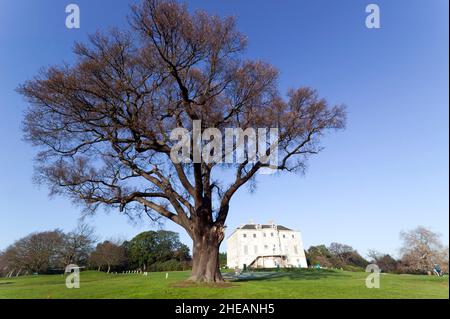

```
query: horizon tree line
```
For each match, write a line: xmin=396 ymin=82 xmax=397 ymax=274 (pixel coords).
xmin=1 ymin=225 xmax=447 ymax=277
xmin=0 ymin=226 xmax=191 ymax=277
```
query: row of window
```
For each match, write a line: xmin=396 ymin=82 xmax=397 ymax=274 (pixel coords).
xmin=243 ymin=245 xmax=299 ymax=255
xmin=243 ymin=233 xmax=295 ymax=239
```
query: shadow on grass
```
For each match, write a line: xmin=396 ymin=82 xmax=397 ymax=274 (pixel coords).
xmin=226 ymin=269 xmax=348 ymax=282
xmin=0 ymin=282 xmax=14 ymax=285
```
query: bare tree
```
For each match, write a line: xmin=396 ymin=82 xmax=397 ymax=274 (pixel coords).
xmin=328 ymin=242 xmax=354 ymax=265
xmin=0 ymin=247 xmax=21 ymax=277
xmin=18 ymin=0 xmax=346 ymax=282
xmin=367 ymin=249 xmax=382 ymax=263
xmin=90 ymin=241 xmax=127 ymax=273
xmin=0 ymin=251 xmax=8 ymax=277
xmin=2 ymin=231 xmax=65 ymax=274
xmin=61 ymin=223 xmax=97 ymax=266
xmin=400 ymin=226 xmax=444 ymax=274
xmin=329 ymin=243 xmax=354 ymax=256
xmin=436 ymin=246 xmax=449 ymax=274
xmin=367 ymin=249 xmax=399 ymax=273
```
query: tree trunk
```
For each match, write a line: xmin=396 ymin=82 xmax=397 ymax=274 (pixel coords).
xmin=107 ymin=265 xmax=111 ymax=274
xmin=188 ymin=226 xmax=224 ymax=283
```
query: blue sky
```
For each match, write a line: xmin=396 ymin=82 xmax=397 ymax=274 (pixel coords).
xmin=0 ymin=0 xmax=448 ymax=258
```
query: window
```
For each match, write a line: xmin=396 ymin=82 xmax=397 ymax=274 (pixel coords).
xmin=253 ymin=234 xmax=257 ymax=238
xmin=292 ymin=235 xmax=295 ymax=239
xmin=294 ymin=246 xmax=298 ymax=254
xmin=264 ymin=245 xmax=268 ymax=250
xmin=263 ymin=233 xmax=266 ymax=237
xmin=254 ymin=246 xmax=258 ymax=254
xmin=271 ymin=233 xmax=274 ymax=237
xmin=283 ymin=234 xmax=286 ymax=238
xmin=243 ymin=234 xmax=247 ymax=238
xmin=244 ymin=246 xmax=248 ymax=255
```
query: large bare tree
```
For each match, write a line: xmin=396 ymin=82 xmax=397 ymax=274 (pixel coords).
xmin=19 ymin=0 xmax=346 ymax=282
xmin=400 ymin=226 xmax=445 ymax=274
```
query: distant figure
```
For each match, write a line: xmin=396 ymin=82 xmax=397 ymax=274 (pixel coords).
xmin=433 ymin=264 xmax=442 ymax=277
xmin=234 ymin=267 xmax=242 ymax=276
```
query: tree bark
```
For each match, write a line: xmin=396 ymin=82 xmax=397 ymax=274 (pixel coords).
xmin=188 ymin=226 xmax=224 ymax=283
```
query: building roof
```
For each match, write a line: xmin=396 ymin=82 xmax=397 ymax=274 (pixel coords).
xmin=226 ymin=223 xmax=297 ymax=239
xmin=239 ymin=224 xmax=293 ymax=231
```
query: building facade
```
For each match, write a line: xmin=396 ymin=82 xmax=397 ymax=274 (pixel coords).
xmin=226 ymin=223 xmax=308 ymax=269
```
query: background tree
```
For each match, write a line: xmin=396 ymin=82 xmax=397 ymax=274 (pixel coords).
xmin=436 ymin=246 xmax=449 ymax=274
xmin=328 ymin=243 xmax=368 ymax=269
xmin=306 ymin=244 xmax=368 ymax=270
xmin=124 ymin=230 xmax=190 ymax=270
xmin=367 ymin=249 xmax=381 ymax=263
xmin=1 ymin=230 xmax=65 ymax=275
xmin=400 ymin=226 xmax=444 ymax=274
xmin=18 ymin=0 xmax=346 ymax=282
xmin=219 ymin=252 xmax=227 ymax=268
xmin=367 ymin=250 xmax=399 ymax=273
xmin=0 ymin=251 xmax=6 ymax=277
xmin=173 ymin=243 xmax=191 ymax=262
xmin=0 ymin=225 xmax=97 ymax=276
xmin=60 ymin=223 xmax=97 ymax=266
xmin=328 ymin=242 xmax=354 ymax=265
xmin=90 ymin=241 xmax=127 ymax=273
xmin=306 ymin=245 xmax=334 ymax=267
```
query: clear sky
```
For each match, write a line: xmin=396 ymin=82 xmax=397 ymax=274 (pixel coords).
xmin=0 ymin=0 xmax=448 ymax=258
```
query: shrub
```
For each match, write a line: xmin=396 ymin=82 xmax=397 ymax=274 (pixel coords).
xmin=148 ymin=259 xmax=191 ymax=272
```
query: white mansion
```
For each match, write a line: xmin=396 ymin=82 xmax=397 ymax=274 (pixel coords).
xmin=226 ymin=222 xmax=308 ymax=269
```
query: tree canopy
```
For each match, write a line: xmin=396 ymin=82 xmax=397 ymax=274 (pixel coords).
xmin=18 ymin=0 xmax=346 ymax=282
xmin=123 ymin=230 xmax=190 ymax=270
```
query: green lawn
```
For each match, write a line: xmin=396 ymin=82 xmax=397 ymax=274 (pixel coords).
xmin=0 ymin=269 xmax=448 ymax=299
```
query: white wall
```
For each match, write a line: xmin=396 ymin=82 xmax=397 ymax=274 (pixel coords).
xmin=226 ymin=226 xmax=308 ymax=269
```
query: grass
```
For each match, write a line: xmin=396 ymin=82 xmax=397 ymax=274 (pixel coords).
xmin=0 ymin=269 xmax=448 ymax=299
